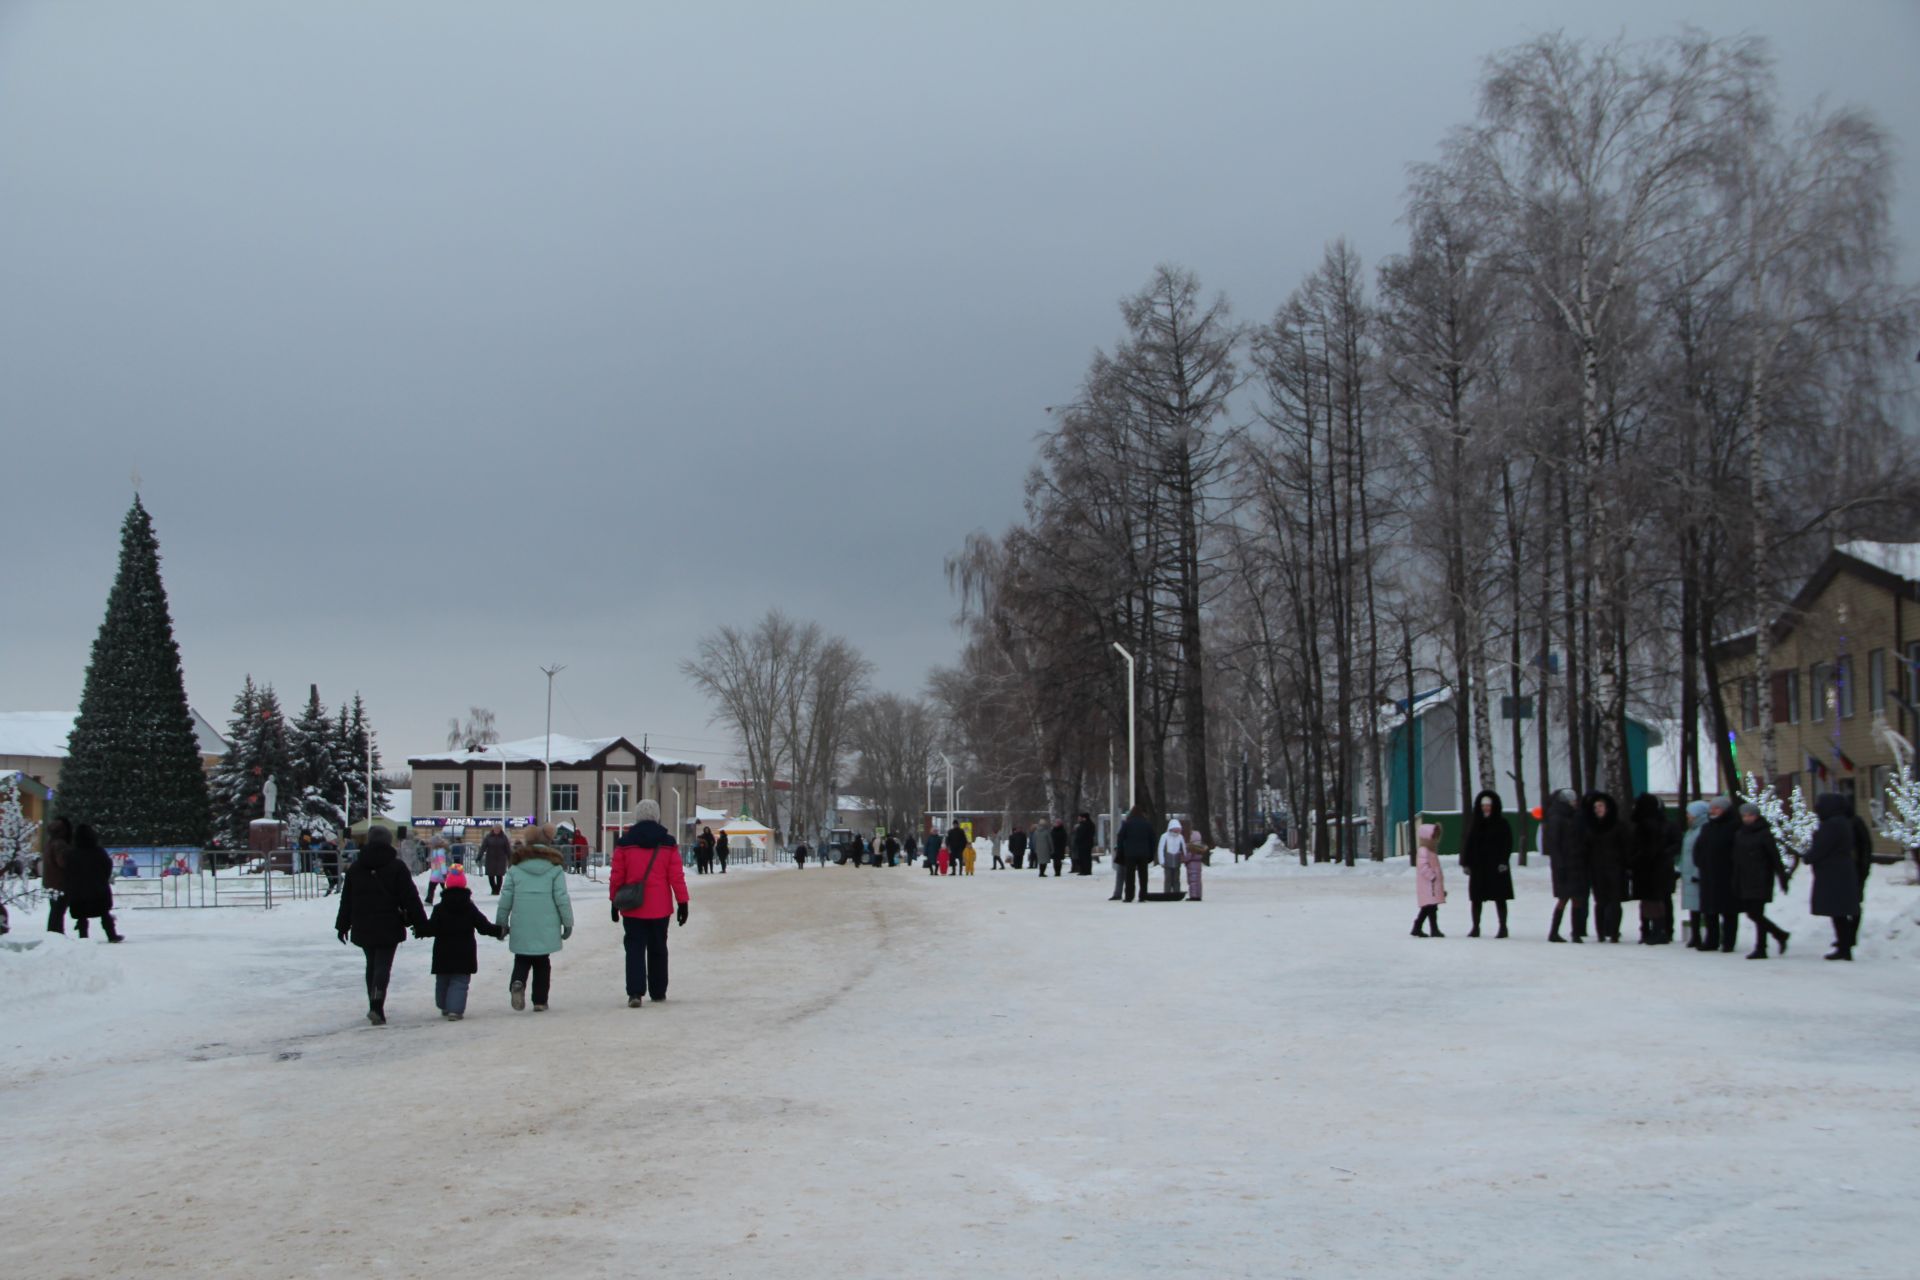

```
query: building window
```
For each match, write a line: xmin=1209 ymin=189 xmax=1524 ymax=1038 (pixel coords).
xmin=550 ymin=783 xmax=580 ymax=813
xmin=1869 ymin=649 xmax=1887 ymax=714
xmin=432 ymin=783 xmax=461 ymax=812
xmin=1784 ymin=670 xmax=1800 ymax=725
xmin=1810 ymin=662 xmax=1832 ymax=722
xmin=1836 ymin=656 xmax=1856 ymax=720
xmin=607 ymin=782 xmax=630 ymax=814
xmin=483 ymin=783 xmax=511 ymax=813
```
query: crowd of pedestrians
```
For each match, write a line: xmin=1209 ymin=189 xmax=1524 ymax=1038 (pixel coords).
xmin=1416 ymin=786 xmax=1876 ymax=961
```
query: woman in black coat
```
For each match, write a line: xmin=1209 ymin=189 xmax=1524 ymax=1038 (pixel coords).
xmin=695 ymin=827 xmax=714 ymax=875
xmin=1628 ymin=794 xmax=1676 ymax=945
xmin=1460 ymin=790 xmax=1514 ymax=938
xmin=1581 ymin=792 xmax=1632 ymax=944
xmin=1543 ymin=791 xmax=1587 ymax=943
xmin=1731 ymin=803 xmax=1790 ymax=959
xmin=1692 ymin=798 xmax=1740 ymax=952
xmin=63 ymin=823 xmax=123 ymax=943
xmin=1806 ymin=792 xmax=1862 ymax=960
xmin=334 ymin=826 xmax=428 ymax=1025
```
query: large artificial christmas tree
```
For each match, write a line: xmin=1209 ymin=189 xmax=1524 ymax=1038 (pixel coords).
xmin=57 ymin=497 xmax=211 ymax=845
xmin=210 ymin=676 xmax=290 ymax=847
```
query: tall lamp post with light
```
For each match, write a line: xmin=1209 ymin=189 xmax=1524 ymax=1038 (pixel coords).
xmin=539 ymin=663 xmax=566 ymax=824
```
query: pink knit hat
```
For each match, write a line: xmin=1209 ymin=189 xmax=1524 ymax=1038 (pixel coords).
xmin=445 ymin=865 xmax=468 ymax=890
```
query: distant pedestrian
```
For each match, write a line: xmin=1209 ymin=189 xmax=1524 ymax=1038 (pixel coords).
xmin=1072 ymin=813 xmax=1096 ymax=876
xmin=1733 ymin=803 xmax=1790 ymax=960
xmin=481 ymin=824 xmax=512 ymax=895
xmin=41 ymin=816 xmax=71 ymax=935
xmin=1678 ymin=801 xmax=1709 ymax=947
xmin=1008 ymin=825 xmax=1027 ymax=870
xmin=496 ymin=843 xmax=574 ymax=1012
xmin=1460 ymin=790 xmax=1513 ymax=939
xmin=571 ymin=824 xmax=590 ymax=874
xmin=1582 ymin=792 xmax=1631 ymax=944
xmin=1411 ymin=822 xmax=1446 ymax=937
xmin=794 ymin=842 xmax=810 ymax=869
xmin=696 ymin=826 xmax=714 ymax=875
xmin=425 ymin=839 xmax=449 ymax=905
xmin=1694 ymin=796 xmax=1740 ymax=952
xmin=716 ymin=831 xmax=731 ymax=874
xmin=1543 ymin=790 xmax=1587 ymax=943
xmin=990 ymin=836 xmax=1006 ymax=870
xmin=609 ymin=801 xmax=691 ymax=1007
xmin=1807 ymin=792 xmax=1863 ymax=961
xmin=944 ymin=823 xmax=966 ymax=877
xmin=963 ymin=839 xmax=978 ymax=876
xmin=417 ymin=865 xmax=503 ymax=1020
xmin=1157 ymin=818 xmax=1187 ymax=896
xmin=1113 ymin=806 xmax=1155 ymax=902
xmin=64 ymin=823 xmax=123 ymax=944
xmin=1183 ymin=825 xmax=1206 ymax=902
xmin=1050 ymin=820 xmax=1068 ymax=877
xmin=335 ymin=825 xmax=425 ymax=1025
xmin=1032 ymin=820 xmax=1054 ymax=877
xmin=1629 ymin=794 xmax=1677 ymax=945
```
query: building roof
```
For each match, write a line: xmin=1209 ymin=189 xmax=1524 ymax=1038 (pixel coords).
xmin=0 ymin=709 xmax=226 ymax=760
xmin=1835 ymin=540 xmax=1920 ymax=582
xmin=1714 ymin=541 xmax=1920 ymax=659
xmin=406 ymin=734 xmax=706 ymax=776
xmin=0 ymin=711 xmax=80 ymax=758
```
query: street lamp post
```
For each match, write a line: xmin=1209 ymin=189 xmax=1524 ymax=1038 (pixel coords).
xmin=937 ymin=752 xmax=955 ymax=828
xmin=1112 ymin=642 xmax=1136 ymax=813
xmin=539 ymin=663 xmax=566 ymax=824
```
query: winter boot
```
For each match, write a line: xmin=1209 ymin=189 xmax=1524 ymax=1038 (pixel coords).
xmin=1774 ymin=928 xmax=1790 ymax=957
xmin=369 ymin=990 xmax=387 ymax=1026
xmin=510 ymin=980 xmax=526 ymax=1011
xmin=1411 ymin=918 xmax=1427 ymax=938
xmin=1496 ymin=923 xmax=1510 ymax=939
xmin=629 ymin=997 xmax=644 ymax=1008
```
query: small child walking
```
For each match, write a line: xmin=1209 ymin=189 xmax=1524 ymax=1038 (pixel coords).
xmin=418 ymin=866 xmax=503 ymax=1020
xmin=937 ymin=845 xmax=951 ymax=876
xmin=962 ymin=841 xmax=977 ymax=876
xmin=1183 ymin=826 xmax=1207 ymax=902
xmin=425 ymin=839 xmax=449 ymax=905
xmin=1412 ymin=823 xmax=1447 ymax=938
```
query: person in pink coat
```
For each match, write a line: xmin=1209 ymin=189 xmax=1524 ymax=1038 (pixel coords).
xmin=608 ymin=800 xmax=691 ymax=1008
xmin=1412 ymin=822 xmax=1447 ymax=937
xmin=1183 ymin=826 xmax=1207 ymax=902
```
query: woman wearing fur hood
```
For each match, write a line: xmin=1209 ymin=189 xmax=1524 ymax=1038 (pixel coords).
xmin=496 ymin=843 xmax=574 ymax=1012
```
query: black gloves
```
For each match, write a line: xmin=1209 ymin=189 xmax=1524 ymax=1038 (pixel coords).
xmin=337 ymin=929 xmax=349 ymax=945
xmin=612 ymin=904 xmax=621 ymax=923
xmin=676 ymin=901 xmax=689 ymax=927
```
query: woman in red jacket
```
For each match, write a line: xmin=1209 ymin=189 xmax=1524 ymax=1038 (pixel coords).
xmin=609 ymin=800 xmax=691 ymax=1008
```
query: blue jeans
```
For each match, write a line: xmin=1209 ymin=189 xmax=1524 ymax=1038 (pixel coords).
xmin=435 ymin=973 xmax=471 ymax=1015
xmin=622 ymin=916 xmax=670 ymax=1001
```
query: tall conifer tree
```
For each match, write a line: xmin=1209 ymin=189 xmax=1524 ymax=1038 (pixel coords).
xmin=58 ymin=497 xmax=211 ymax=845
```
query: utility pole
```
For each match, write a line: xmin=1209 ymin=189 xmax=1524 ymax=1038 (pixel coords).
xmin=1113 ymin=643 xmax=1136 ymax=812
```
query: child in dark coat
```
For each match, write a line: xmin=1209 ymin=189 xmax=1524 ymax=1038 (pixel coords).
xmin=418 ymin=867 xmax=503 ymax=1020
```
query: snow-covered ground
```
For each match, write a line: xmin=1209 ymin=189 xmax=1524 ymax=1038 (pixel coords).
xmin=4 ymin=856 xmax=1917 ymax=1278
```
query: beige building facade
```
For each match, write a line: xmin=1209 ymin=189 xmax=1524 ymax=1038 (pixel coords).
xmin=407 ymin=734 xmax=701 ymax=849
xmin=1714 ymin=542 xmax=1920 ymax=854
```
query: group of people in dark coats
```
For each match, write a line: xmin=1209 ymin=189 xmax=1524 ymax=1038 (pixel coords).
xmin=1539 ymin=789 xmax=1677 ymax=945
xmin=1467 ymin=785 xmax=1876 ymax=960
xmin=693 ymin=826 xmax=729 ymax=874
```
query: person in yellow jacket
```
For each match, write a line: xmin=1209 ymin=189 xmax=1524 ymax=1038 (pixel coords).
xmin=962 ymin=841 xmax=978 ymax=876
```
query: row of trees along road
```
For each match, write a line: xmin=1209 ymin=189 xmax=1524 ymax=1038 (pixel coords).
xmin=940 ymin=31 xmax=1918 ymax=863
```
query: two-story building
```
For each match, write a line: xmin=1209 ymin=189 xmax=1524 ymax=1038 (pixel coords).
xmin=406 ymin=734 xmax=702 ymax=850
xmin=1713 ymin=541 xmax=1920 ymax=853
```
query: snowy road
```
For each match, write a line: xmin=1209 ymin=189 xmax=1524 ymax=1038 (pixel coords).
xmin=5 ymin=860 xmax=1918 ymax=1278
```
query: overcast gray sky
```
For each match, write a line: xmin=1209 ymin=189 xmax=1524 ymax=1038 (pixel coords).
xmin=2 ymin=1 xmax=1916 ymax=771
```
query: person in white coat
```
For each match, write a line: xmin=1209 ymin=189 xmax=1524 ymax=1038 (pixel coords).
xmin=1158 ymin=818 xmax=1188 ymax=896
